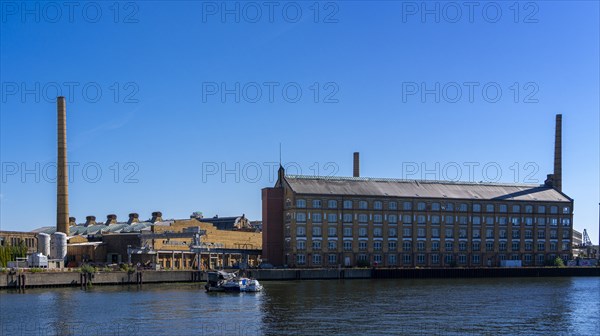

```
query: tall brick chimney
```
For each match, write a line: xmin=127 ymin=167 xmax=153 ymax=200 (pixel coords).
xmin=56 ymin=97 xmax=69 ymax=235
xmin=554 ymin=114 xmax=562 ymax=192
xmin=353 ymin=152 xmax=360 ymax=178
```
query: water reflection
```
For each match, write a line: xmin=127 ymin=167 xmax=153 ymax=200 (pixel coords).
xmin=1 ymin=277 xmax=598 ymax=335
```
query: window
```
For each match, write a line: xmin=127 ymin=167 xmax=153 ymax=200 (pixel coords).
xmin=312 ymin=200 xmax=322 ymax=208
xmin=328 ymin=200 xmax=337 ymax=208
xmin=538 ymin=217 xmax=546 ymax=226
xmin=525 ymin=230 xmax=533 ymax=239
xmin=359 ymin=227 xmax=367 ymax=237
xmin=499 ymin=229 xmax=507 ymax=239
xmin=537 ymin=242 xmax=545 ymax=251
xmin=561 ymin=242 xmax=569 ymax=251
xmin=537 ymin=205 xmax=546 ymax=214
xmin=374 ymin=201 xmax=383 ymax=210
xmin=389 ymin=228 xmax=397 ymax=237
xmin=499 ymin=204 xmax=508 ymax=213
xmin=343 ymin=214 xmax=353 ymax=223
xmin=312 ymin=226 xmax=322 ymax=237
xmin=417 ymin=202 xmax=426 ymax=211
xmin=550 ymin=242 xmax=557 ymax=251
xmin=358 ymin=254 xmax=368 ymax=262
xmin=296 ymin=254 xmax=306 ymax=265
xmin=525 ymin=217 xmax=533 ymax=226
xmin=511 ymin=241 xmax=519 ymax=251
xmin=562 ymin=206 xmax=570 ymax=214
xmin=432 ymin=228 xmax=440 ymax=238
xmin=296 ymin=199 xmax=306 ymax=208
xmin=388 ymin=254 xmax=397 ymax=265
xmin=374 ymin=241 xmax=382 ymax=251
xmin=459 ymin=216 xmax=467 ymax=225
xmin=343 ymin=227 xmax=352 ymax=237
xmin=373 ymin=254 xmax=382 ymax=264
xmin=525 ymin=242 xmax=532 ymax=251
xmin=550 ymin=230 xmax=557 ymax=239
xmin=431 ymin=202 xmax=440 ymax=211
xmin=417 ymin=215 xmax=426 ymax=224
xmin=296 ymin=226 xmax=306 ymax=237
xmin=550 ymin=206 xmax=558 ymax=214
xmin=511 ymin=217 xmax=520 ymax=226
xmin=328 ymin=254 xmax=337 ymax=264
xmin=358 ymin=214 xmax=368 ymax=223
xmin=561 ymin=218 xmax=571 ymax=226
xmin=312 ymin=213 xmax=322 ymax=223
xmin=459 ymin=203 xmax=468 ymax=212
xmin=445 ymin=228 xmax=453 ymax=238
xmin=472 ymin=241 xmax=480 ymax=251
xmin=512 ymin=205 xmax=521 ymax=213
xmin=328 ymin=240 xmax=337 ymax=250
xmin=499 ymin=217 xmax=507 ymax=225
xmin=417 ymin=228 xmax=426 ymax=238
xmin=297 ymin=240 xmax=306 ymax=250
xmin=432 ymin=241 xmax=440 ymax=251
xmin=445 ymin=254 xmax=453 ymax=264
xmin=403 ymin=241 xmax=412 ymax=251
xmin=473 ymin=228 xmax=480 ymax=239
xmin=312 ymin=240 xmax=321 ymax=250
xmin=550 ymin=218 xmax=558 ymax=226
xmin=417 ymin=254 xmax=426 ymax=264
xmin=343 ymin=241 xmax=352 ymax=251
xmin=473 ymin=204 xmax=481 ymax=212
xmin=388 ymin=214 xmax=398 ymax=224
xmin=312 ymin=254 xmax=322 ymax=265
xmin=297 ymin=213 xmax=307 ymax=223
xmin=512 ymin=230 xmax=520 ymax=239
xmin=403 ymin=202 xmax=412 ymax=210
xmin=359 ymin=241 xmax=367 ymax=250
xmin=499 ymin=242 xmax=507 ymax=251
xmin=388 ymin=241 xmax=397 ymax=251
xmin=431 ymin=254 xmax=440 ymax=264
xmin=403 ymin=254 xmax=412 ymax=264
xmin=343 ymin=200 xmax=353 ymax=209
xmin=486 ymin=229 xmax=494 ymax=239
xmin=459 ymin=242 xmax=467 ymax=251
xmin=445 ymin=241 xmax=453 ymax=251
xmin=473 ymin=216 xmax=481 ymax=225
xmin=403 ymin=228 xmax=412 ymax=237
xmin=359 ymin=201 xmax=368 ymax=209
xmin=374 ymin=228 xmax=383 ymax=237
xmin=486 ymin=204 xmax=494 ymax=212
xmin=458 ymin=255 xmax=467 ymax=264
xmin=328 ymin=227 xmax=337 ymax=236
xmin=389 ymin=201 xmax=398 ymax=210
xmin=431 ymin=215 xmax=440 ymax=224
xmin=562 ymin=230 xmax=570 ymax=239
xmin=327 ymin=213 xmax=337 ymax=223
xmin=486 ymin=242 xmax=494 ymax=251
xmin=403 ymin=215 xmax=412 ymax=224
xmin=445 ymin=216 xmax=454 ymax=224
xmin=458 ymin=228 xmax=467 ymax=239
xmin=537 ymin=230 xmax=545 ymax=239
xmin=374 ymin=214 xmax=383 ymax=224
xmin=417 ymin=241 xmax=425 ymax=251
xmin=445 ymin=203 xmax=454 ymax=211
xmin=525 ymin=205 xmax=533 ymax=213
xmin=472 ymin=254 xmax=480 ymax=264
xmin=485 ymin=216 xmax=494 ymax=225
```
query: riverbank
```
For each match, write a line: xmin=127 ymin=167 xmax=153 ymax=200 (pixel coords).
xmin=2 ymin=267 xmax=599 ymax=289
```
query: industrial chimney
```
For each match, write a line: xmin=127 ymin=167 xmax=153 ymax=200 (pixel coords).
xmin=553 ymin=114 xmax=562 ymax=192
xmin=128 ymin=213 xmax=140 ymax=224
xmin=353 ymin=152 xmax=360 ymax=178
xmin=56 ymin=97 xmax=69 ymax=235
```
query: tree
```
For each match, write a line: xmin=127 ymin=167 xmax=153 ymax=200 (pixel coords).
xmin=554 ymin=257 xmax=565 ymax=267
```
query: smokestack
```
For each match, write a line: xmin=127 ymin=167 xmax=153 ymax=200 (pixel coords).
xmin=56 ymin=97 xmax=69 ymax=235
xmin=151 ymin=211 xmax=163 ymax=223
xmin=85 ymin=216 xmax=96 ymax=227
xmin=554 ymin=114 xmax=562 ymax=191
xmin=128 ymin=213 xmax=140 ymax=224
xmin=353 ymin=152 xmax=360 ymax=178
xmin=106 ymin=214 xmax=118 ymax=225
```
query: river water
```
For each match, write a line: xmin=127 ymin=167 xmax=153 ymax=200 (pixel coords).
xmin=1 ymin=277 xmax=599 ymax=335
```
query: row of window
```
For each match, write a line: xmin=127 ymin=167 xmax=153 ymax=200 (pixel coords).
xmin=294 ymin=199 xmax=571 ymax=214
xmin=294 ymin=240 xmax=570 ymax=252
xmin=293 ymin=213 xmax=571 ymax=226
xmin=295 ymin=253 xmax=569 ymax=265
xmin=292 ymin=226 xmax=571 ymax=240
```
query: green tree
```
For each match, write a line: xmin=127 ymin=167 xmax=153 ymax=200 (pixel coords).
xmin=554 ymin=257 xmax=565 ymax=267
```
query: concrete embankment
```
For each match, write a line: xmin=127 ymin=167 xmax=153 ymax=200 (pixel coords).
xmin=1 ymin=267 xmax=599 ymax=289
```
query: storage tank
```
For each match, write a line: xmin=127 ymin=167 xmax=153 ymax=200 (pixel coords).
xmin=50 ymin=232 xmax=67 ymax=260
xmin=28 ymin=253 xmax=48 ymax=268
xmin=37 ymin=233 xmax=51 ymax=256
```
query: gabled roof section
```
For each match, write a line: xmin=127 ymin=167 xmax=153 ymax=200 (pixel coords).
xmin=284 ymin=175 xmax=571 ymax=202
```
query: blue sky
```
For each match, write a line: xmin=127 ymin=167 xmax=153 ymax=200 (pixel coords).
xmin=1 ymin=1 xmax=599 ymax=242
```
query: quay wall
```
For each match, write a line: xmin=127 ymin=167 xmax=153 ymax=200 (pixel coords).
xmin=1 ymin=267 xmax=599 ymax=289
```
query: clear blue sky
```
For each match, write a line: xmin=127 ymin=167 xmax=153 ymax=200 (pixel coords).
xmin=1 ymin=1 xmax=599 ymax=242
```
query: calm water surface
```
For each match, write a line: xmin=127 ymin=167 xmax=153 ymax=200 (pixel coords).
xmin=1 ymin=277 xmax=599 ymax=335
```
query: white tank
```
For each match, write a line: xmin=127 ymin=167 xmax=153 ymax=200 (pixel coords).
xmin=50 ymin=232 xmax=67 ymax=260
xmin=37 ymin=233 xmax=51 ymax=256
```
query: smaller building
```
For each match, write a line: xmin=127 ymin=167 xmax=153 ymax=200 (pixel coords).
xmin=0 ymin=231 xmax=37 ymax=253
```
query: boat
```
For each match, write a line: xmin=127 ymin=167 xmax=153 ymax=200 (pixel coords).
xmin=205 ymin=271 xmax=263 ymax=292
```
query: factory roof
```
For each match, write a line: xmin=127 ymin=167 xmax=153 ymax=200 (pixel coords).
xmin=284 ymin=175 xmax=571 ymax=202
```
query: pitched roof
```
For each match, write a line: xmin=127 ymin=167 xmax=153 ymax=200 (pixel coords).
xmin=284 ymin=175 xmax=571 ymax=202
